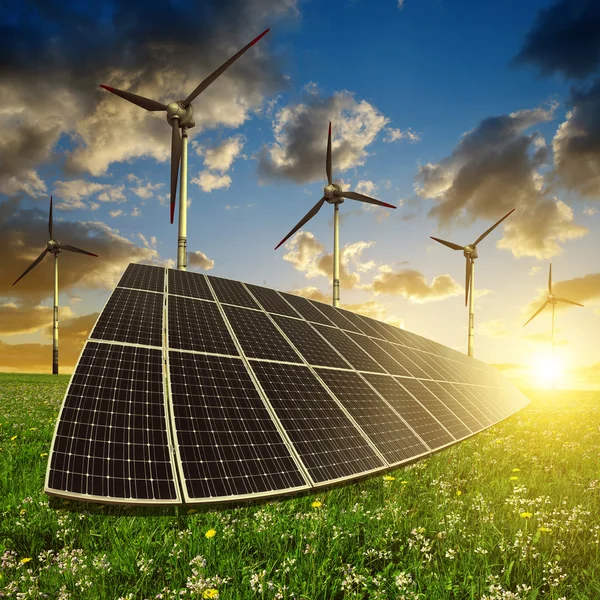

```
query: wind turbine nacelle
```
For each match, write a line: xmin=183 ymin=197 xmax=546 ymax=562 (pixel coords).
xmin=166 ymin=101 xmax=195 ymax=128
xmin=47 ymin=240 xmax=61 ymax=253
xmin=464 ymin=245 xmax=478 ymax=259
xmin=324 ymin=183 xmax=342 ymax=202
xmin=548 ymin=294 xmax=556 ymax=304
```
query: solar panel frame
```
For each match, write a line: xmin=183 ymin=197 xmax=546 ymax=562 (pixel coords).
xmin=48 ymin=262 xmax=531 ymax=507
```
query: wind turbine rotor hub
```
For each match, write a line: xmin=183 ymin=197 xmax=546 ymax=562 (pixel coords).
xmin=166 ymin=101 xmax=195 ymax=128
xmin=47 ymin=239 xmax=60 ymax=253
xmin=324 ymin=183 xmax=342 ymax=203
xmin=549 ymin=294 xmax=556 ymax=303
xmin=464 ymin=245 xmax=478 ymax=259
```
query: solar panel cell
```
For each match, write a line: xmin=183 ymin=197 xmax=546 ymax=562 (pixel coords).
xmin=419 ymin=380 xmax=476 ymax=438
xmin=169 ymin=352 xmax=307 ymax=499
xmin=46 ymin=342 xmax=178 ymax=502
xmin=168 ymin=296 xmax=238 ymax=356
xmin=279 ymin=292 xmax=336 ymax=326
xmin=251 ymin=362 xmax=384 ymax=483
xmin=117 ymin=263 xmax=164 ymax=292
xmin=272 ymin=316 xmax=350 ymax=369
xmin=308 ymin=300 xmax=363 ymax=333
xmin=169 ymin=269 xmax=213 ymax=300
xmin=90 ymin=288 xmax=163 ymax=347
xmin=314 ymin=325 xmax=385 ymax=373
xmin=245 ymin=284 xmax=301 ymax=318
xmin=317 ymin=369 xmax=428 ymax=464
xmin=207 ymin=276 xmax=260 ymax=309
xmin=222 ymin=305 xmax=302 ymax=363
xmin=346 ymin=332 xmax=413 ymax=377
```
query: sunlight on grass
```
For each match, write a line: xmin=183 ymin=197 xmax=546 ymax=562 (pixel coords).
xmin=0 ymin=374 xmax=599 ymax=598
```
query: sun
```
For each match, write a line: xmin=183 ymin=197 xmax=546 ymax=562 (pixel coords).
xmin=531 ymin=352 xmax=565 ymax=389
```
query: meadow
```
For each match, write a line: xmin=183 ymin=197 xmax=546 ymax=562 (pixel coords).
xmin=0 ymin=373 xmax=598 ymax=599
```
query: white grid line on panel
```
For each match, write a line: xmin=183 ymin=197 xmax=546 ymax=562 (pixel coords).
xmin=162 ymin=267 xmax=187 ymax=504
xmin=203 ymin=275 xmax=314 ymax=491
xmin=116 ymin=286 xmax=164 ymax=296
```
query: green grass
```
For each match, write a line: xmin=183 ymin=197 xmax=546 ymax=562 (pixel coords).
xmin=1 ymin=373 xmax=599 ymax=599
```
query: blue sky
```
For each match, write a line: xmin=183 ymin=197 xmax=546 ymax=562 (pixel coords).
xmin=1 ymin=0 xmax=599 ymax=389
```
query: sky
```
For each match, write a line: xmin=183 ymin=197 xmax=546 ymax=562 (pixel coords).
xmin=1 ymin=0 xmax=599 ymax=390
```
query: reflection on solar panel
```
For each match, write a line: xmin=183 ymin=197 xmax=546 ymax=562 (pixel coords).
xmin=46 ymin=263 xmax=530 ymax=505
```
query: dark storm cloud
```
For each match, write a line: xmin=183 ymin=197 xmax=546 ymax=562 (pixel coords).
xmin=258 ymin=91 xmax=390 ymax=184
xmin=416 ymin=106 xmax=588 ymax=258
xmin=553 ymin=79 xmax=600 ymax=198
xmin=0 ymin=0 xmax=297 ymax=195
xmin=513 ymin=0 xmax=600 ymax=80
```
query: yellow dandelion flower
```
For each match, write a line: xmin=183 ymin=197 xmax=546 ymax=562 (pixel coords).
xmin=456 ymin=490 xmax=462 ymax=496
xmin=510 ymin=476 xmax=518 ymax=480
xmin=383 ymin=475 xmax=395 ymax=481
xmin=520 ymin=512 xmax=533 ymax=519
xmin=311 ymin=501 xmax=322 ymax=508
xmin=401 ymin=480 xmax=408 ymax=484
xmin=538 ymin=527 xmax=551 ymax=532
xmin=20 ymin=509 xmax=26 ymax=516
xmin=512 ymin=468 xmax=520 ymax=472
xmin=29 ymin=427 xmax=37 ymax=431
xmin=10 ymin=436 xmax=17 ymax=441
xmin=205 ymin=528 xmax=217 ymax=539
xmin=40 ymin=453 xmax=48 ymax=458
xmin=187 ymin=509 xmax=197 ymax=514
xmin=203 ymin=590 xmax=219 ymax=599
xmin=19 ymin=558 xmax=32 ymax=564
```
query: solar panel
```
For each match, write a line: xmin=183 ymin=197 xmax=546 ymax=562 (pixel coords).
xmin=46 ymin=262 xmax=530 ymax=506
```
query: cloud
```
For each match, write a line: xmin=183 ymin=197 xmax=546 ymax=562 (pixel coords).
xmin=191 ymin=171 xmax=232 ymax=192
xmin=416 ymin=105 xmax=588 ymax=258
xmin=522 ymin=332 xmax=568 ymax=345
xmin=188 ymin=250 xmax=215 ymax=270
xmin=0 ymin=303 xmax=75 ymax=336
xmin=281 ymin=232 xmax=375 ymax=290
xmin=290 ymin=286 xmax=328 ymax=302
xmin=513 ymin=0 xmax=600 ymax=80
xmin=383 ymin=127 xmax=420 ymax=143
xmin=552 ymin=80 xmax=600 ymax=198
xmin=109 ymin=209 xmax=124 ymax=217
xmin=568 ymin=362 xmax=600 ymax=388
xmin=367 ymin=265 xmax=462 ymax=303
xmin=258 ymin=90 xmax=390 ymax=183
xmin=355 ymin=180 xmax=378 ymax=195
xmin=42 ymin=312 xmax=99 ymax=344
xmin=52 ymin=180 xmax=126 ymax=211
xmin=584 ymin=206 xmax=598 ymax=216
xmin=2 ymin=202 xmax=158 ymax=303
xmin=225 ymin=205 xmax=240 ymax=210
xmin=0 ymin=0 xmax=298 ymax=195
xmin=202 ymin=135 xmax=245 ymax=171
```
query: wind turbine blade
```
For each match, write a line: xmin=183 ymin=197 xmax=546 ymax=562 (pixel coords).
xmin=465 ymin=258 xmax=472 ymax=307
xmin=182 ymin=29 xmax=270 ymax=108
xmin=170 ymin=120 xmax=183 ymax=224
xmin=59 ymin=244 xmax=98 ymax=257
xmin=522 ymin=300 xmax=549 ymax=327
xmin=274 ymin=197 xmax=326 ymax=250
xmin=548 ymin=263 xmax=552 ymax=294
xmin=555 ymin=297 xmax=584 ymax=307
xmin=99 ymin=85 xmax=167 ymax=112
xmin=473 ymin=207 xmax=515 ymax=246
xmin=12 ymin=249 xmax=48 ymax=286
xmin=49 ymin=196 xmax=53 ymax=239
xmin=430 ymin=236 xmax=463 ymax=251
xmin=334 ymin=190 xmax=396 ymax=209
xmin=326 ymin=122 xmax=332 ymax=185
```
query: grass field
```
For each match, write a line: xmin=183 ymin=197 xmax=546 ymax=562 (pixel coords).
xmin=0 ymin=373 xmax=599 ymax=599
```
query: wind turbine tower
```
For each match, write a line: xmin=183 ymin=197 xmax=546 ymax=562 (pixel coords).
xmin=100 ymin=29 xmax=270 ymax=270
xmin=12 ymin=197 xmax=98 ymax=375
xmin=275 ymin=122 xmax=396 ymax=307
xmin=430 ymin=208 xmax=515 ymax=357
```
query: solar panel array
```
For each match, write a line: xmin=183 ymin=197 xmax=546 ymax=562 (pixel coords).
xmin=45 ymin=263 xmax=530 ymax=505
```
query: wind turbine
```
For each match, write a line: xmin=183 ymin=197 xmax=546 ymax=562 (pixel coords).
xmin=430 ymin=208 xmax=515 ymax=358
xmin=523 ymin=263 xmax=583 ymax=360
xmin=100 ymin=29 xmax=270 ymax=271
xmin=275 ymin=122 xmax=396 ymax=307
xmin=12 ymin=197 xmax=98 ymax=375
